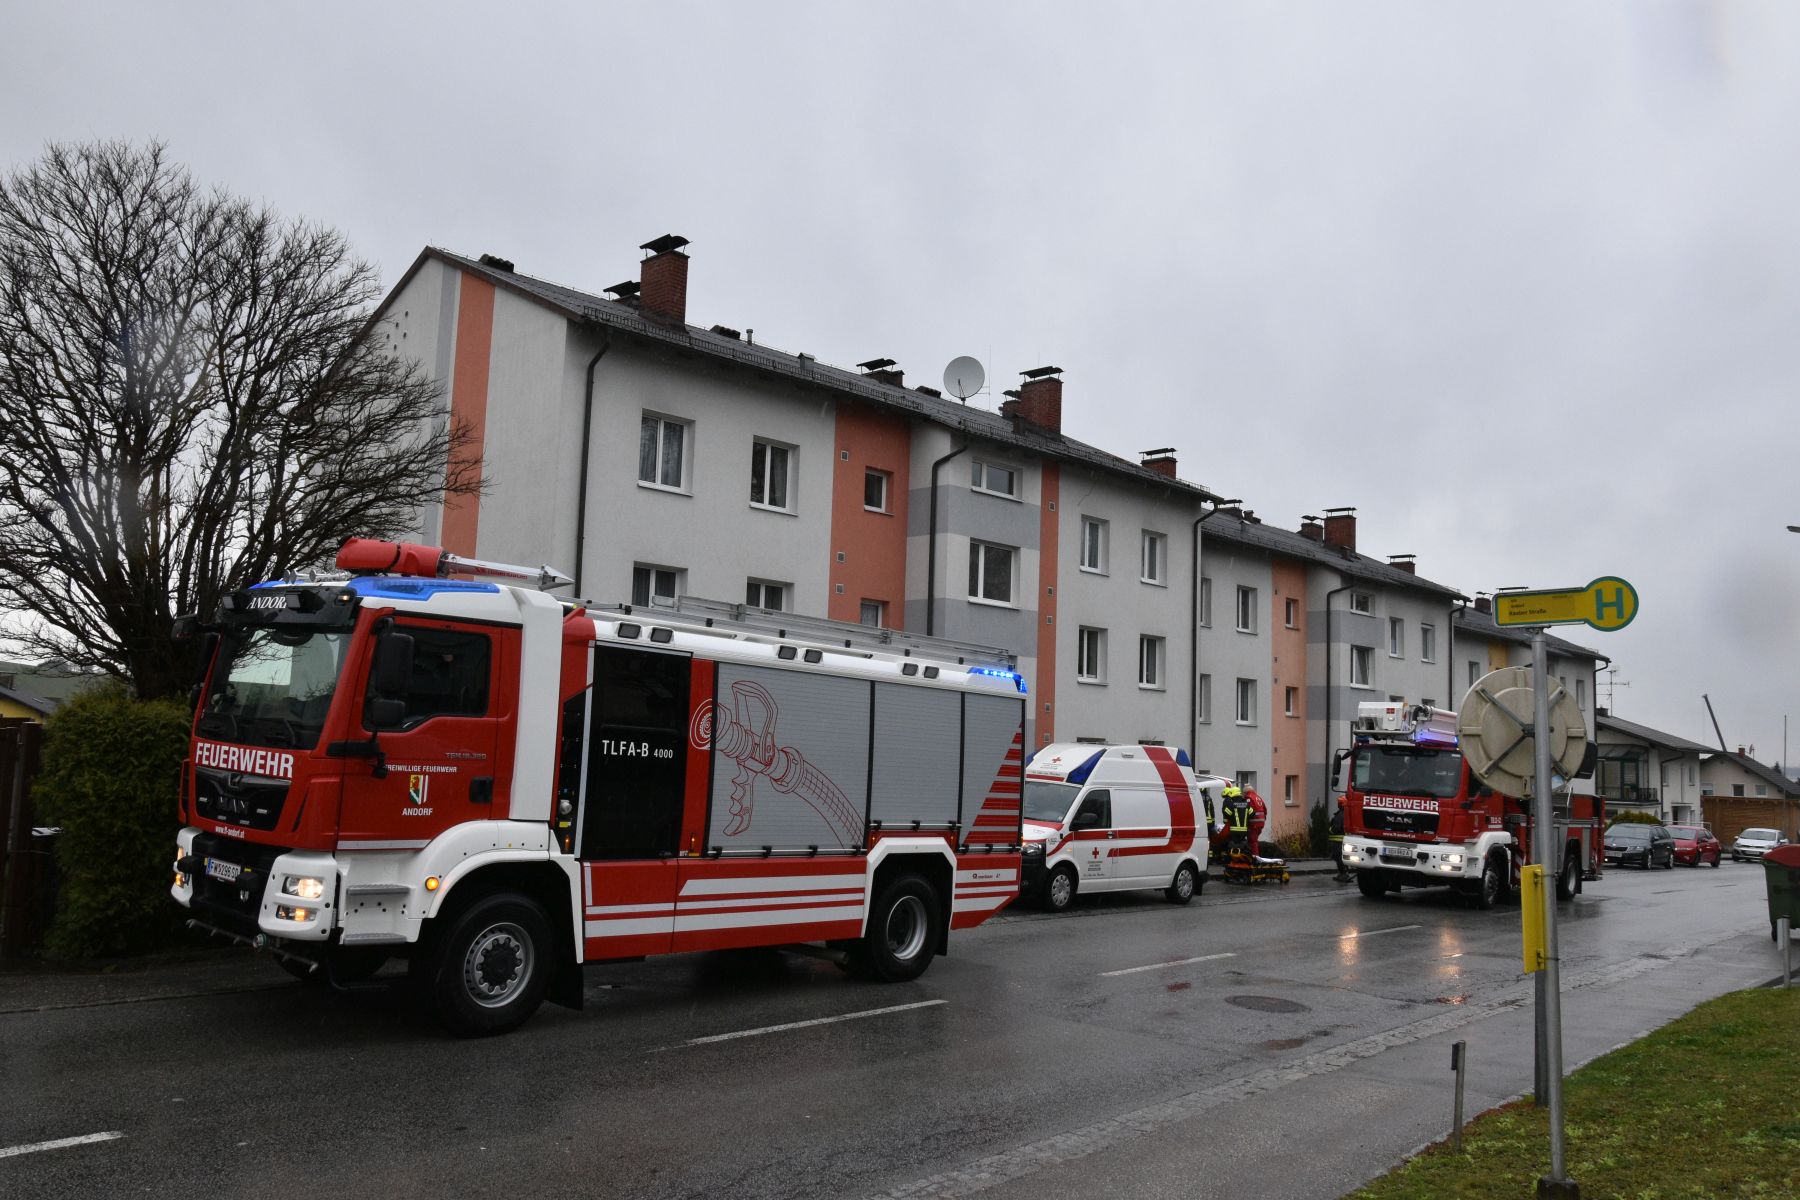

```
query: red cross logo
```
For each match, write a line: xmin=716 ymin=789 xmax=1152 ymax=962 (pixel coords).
xmin=1090 ymin=847 xmax=1101 ymax=859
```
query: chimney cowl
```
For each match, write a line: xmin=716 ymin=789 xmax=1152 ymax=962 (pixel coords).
xmin=1474 ymin=595 xmax=1492 ymax=614
xmin=1140 ymin=448 xmax=1178 ymax=479
xmin=478 ymin=253 xmax=515 ymax=272
xmin=1300 ymin=515 xmax=1324 ymax=541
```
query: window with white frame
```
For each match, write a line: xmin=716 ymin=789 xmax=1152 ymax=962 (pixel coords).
xmin=1284 ymin=686 xmax=1298 ymax=717
xmin=1236 ymin=770 xmax=1257 ymax=792
xmin=1388 ymin=617 xmax=1404 ymax=658
xmin=1576 ymin=678 xmax=1586 ymax=711
xmin=1140 ymin=531 xmax=1166 ymax=584
xmin=632 ymin=564 xmax=682 ymax=606
xmin=1138 ymin=635 xmax=1164 ymax=689
xmin=859 ymin=600 xmax=885 ymax=627
xmin=1350 ymin=645 xmax=1374 ymax=687
xmin=1079 ymin=517 xmax=1108 ymax=573
xmin=1350 ymin=591 xmax=1372 ymax=614
xmin=970 ymin=459 xmax=1018 ymax=498
xmin=749 ymin=439 xmax=792 ymax=510
xmin=1199 ymin=577 xmax=1213 ymax=627
xmin=1420 ymin=623 xmax=1436 ymax=663
xmin=745 ymin=579 xmax=788 ymax=611
xmin=968 ymin=540 xmax=1016 ymax=604
xmin=638 ymin=414 xmax=689 ymax=490
xmin=1236 ymin=586 xmax=1257 ymax=633
xmin=863 ymin=469 xmax=889 ymax=512
xmin=1235 ymin=678 xmax=1256 ymax=725
xmin=1197 ymin=673 xmax=1212 ymax=723
xmin=1077 ymin=626 xmax=1106 ymax=682
xmin=1468 ymin=660 xmax=1481 ymax=689
xmin=1284 ymin=597 xmax=1299 ymax=628
xmin=1283 ymin=775 xmax=1298 ymax=807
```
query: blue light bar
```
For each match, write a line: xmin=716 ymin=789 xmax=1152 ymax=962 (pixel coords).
xmin=968 ymin=666 xmax=1028 ymax=693
xmin=1067 ymin=750 xmax=1106 ymax=786
xmin=1415 ymin=727 xmax=1459 ymax=748
xmin=1175 ymin=748 xmax=1193 ymax=768
xmin=347 ymin=577 xmax=499 ymax=600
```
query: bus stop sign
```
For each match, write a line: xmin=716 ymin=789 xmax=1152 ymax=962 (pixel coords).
xmin=1494 ymin=577 xmax=1637 ymax=631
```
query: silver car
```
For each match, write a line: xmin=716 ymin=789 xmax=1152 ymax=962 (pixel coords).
xmin=1731 ymin=827 xmax=1786 ymax=862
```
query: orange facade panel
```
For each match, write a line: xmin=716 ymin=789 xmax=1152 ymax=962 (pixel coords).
xmin=443 ymin=272 xmax=495 ymax=557
xmin=828 ymin=405 xmax=911 ymax=626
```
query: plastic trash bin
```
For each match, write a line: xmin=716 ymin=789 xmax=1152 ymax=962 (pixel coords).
xmin=1762 ymin=843 xmax=1800 ymax=942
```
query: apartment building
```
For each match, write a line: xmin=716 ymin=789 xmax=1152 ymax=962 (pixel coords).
xmin=374 ymin=236 xmax=1213 ymax=750
xmin=1592 ymin=712 xmax=1712 ymax=825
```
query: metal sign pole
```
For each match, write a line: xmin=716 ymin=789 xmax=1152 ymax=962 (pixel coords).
xmin=1533 ymin=630 xmax=1578 ymax=1197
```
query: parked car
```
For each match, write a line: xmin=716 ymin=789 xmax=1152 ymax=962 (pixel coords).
xmin=1603 ymin=822 xmax=1676 ymax=869
xmin=1666 ymin=824 xmax=1722 ymax=868
xmin=1731 ymin=827 xmax=1787 ymax=862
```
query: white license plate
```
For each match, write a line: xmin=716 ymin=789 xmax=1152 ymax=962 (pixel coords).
xmin=1380 ymin=849 xmax=1414 ymax=862
xmin=204 ymin=859 xmax=241 ymax=883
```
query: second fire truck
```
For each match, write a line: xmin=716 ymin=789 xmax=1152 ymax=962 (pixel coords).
xmin=1337 ymin=701 xmax=1603 ymax=907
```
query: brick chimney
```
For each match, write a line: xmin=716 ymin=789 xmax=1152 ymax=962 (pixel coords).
xmin=858 ymin=358 xmax=904 ymax=387
xmin=638 ymin=234 xmax=690 ymax=324
xmin=1473 ymin=595 xmax=1492 ymax=614
xmin=1388 ymin=554 xmax=1416 ymax=574
xmin=1323 ymin=507 xmax=1357 ymax=552
xmin=1300 ymin=515 xmax=1324 ymax=541
xmin=1140 ymin=447 xmax=1177 ymax=478
xmin=1010 ymin=366 xmax=1063 ymax=432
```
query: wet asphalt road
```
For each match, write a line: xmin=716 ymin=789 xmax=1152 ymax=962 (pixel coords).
xmin=0 ymin=860 xmax=1786 ymax=1200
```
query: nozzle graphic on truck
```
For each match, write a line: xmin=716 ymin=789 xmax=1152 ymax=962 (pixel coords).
xmin=172 ymin=539 xmax=1026 ymax=1036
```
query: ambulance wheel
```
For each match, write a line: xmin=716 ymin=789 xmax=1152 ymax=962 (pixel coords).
xmin=420 ymin=892 xmax=551 ymax=1037
xmin=1356 ymin=869 xmax=1389 ymax=899
xmin=1165 ymin=861 xmax=1199 ymax=905
xmin=852 ymin=873 xmax=939 ymax=983
xmin=1044 ymin=864 xmax=1079 ymax=913
xmin=1555 ymin=846 xmax=1581 ymax=901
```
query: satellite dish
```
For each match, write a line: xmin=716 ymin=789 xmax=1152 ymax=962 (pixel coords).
xmin=943 ymin=356 xmax=985 ymax=401
xmin=1456 ymin=666 xmax=1589 ymax=799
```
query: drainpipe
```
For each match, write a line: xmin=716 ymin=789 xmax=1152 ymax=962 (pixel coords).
xmin=1322 ymin=577 xmax=1354 ymax=807
xmin=925 ymin=441 xmax=969 ymax=637
xmin=1448 ymin=597 xmax=1467 ymax=706
xmin=1189 ymin=497 xmax=1235 ymax=752
xmin=572 ymin=330 xmax=613 ymax=598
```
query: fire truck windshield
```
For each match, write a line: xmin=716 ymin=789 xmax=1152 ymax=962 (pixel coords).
xmin=1023 ymin=781 xmax=1080 ymax=822
xmin=197 ymin=626 xmax=351 ymax=750
xmin=1353 ymin=745 xmax=1465 ymax=799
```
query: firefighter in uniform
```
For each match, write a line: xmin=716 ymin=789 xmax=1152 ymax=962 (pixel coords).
xmin=1221 ymin=786 xmax=1252 ymax=857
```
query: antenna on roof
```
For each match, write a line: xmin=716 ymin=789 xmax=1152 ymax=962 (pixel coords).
xmin=943 ymin=356 xmax=985 ymax=402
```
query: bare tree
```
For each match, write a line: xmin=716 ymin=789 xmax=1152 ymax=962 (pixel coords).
xmin=0 ymin=141 xmax=480 ymax=699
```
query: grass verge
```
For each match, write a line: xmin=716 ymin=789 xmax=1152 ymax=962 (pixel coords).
xmin=1347 ymin=986 xmax=1800 ymax=1199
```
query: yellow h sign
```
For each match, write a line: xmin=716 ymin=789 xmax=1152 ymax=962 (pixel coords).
xmin=1494 ymin=576 xmax=1638 ymax=632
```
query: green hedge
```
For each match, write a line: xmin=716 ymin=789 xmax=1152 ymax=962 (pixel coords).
xmin=1608 ymin=809 xmax=1663 ymax=826
xmin=34 ymin=684 xmax=192 ymax=958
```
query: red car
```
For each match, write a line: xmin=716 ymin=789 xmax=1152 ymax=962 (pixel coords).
xmin=1667 ymin=824 xmax=1722 ymax=868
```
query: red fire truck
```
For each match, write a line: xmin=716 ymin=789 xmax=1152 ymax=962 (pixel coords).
xmin=1337 ymin=701 xmax=1603 ymax=907
xmin=172 ymin=540 xmax=1026 ymax=1035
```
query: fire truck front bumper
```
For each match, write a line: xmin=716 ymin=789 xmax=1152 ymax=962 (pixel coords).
xmin=1341 ymin=837 xmax=1482 ymax=879
xmin=172 ymin=827 xmax=338 ymax=943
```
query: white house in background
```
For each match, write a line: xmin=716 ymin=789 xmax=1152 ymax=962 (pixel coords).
xmin=1593 ymin=712 xmax=1714 ymax=825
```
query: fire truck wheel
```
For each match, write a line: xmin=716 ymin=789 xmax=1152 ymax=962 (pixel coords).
xmin=279 ymin=956 xmax=327 ymax=985
xmin=424 ymin=892 xmax=551 ymax=1037
xmin=1356 ymin=869 xmax=1388 ymax=899
xmin=1165 ymin=861 xmax=1199 ymax=905
xmin=853 ymin=874 xmax=940 ymax=983
xmin=1044 ymin=864 xmax=1079 ymax=912
xmin=1554 ymin=847 xmax=1581 ymax=901
xmin=1471 ymin=854 xmax=1503 ymax=910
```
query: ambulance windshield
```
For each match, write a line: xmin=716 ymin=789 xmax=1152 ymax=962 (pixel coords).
xmin=1023 ymin=781 xmax=1081 ymax=822
xmin=197 ymin=626 xmax=351 ymax=751
xmin=1354 ymin=745 xmax=1464 ymax=800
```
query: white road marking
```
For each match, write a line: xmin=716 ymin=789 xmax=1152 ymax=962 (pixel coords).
xmin=1099 ymin=952 xmax=1236 ymax=977
xmin=1337 ymin=923 xmax=1421 ymax=940
xmin=865 ymin=943 xmax=1709 ymax=1200
xmin=679 ymin=999 xmax=947 ymax=1046
xmin=0 ymin=1131 xmax=125 ymax=1159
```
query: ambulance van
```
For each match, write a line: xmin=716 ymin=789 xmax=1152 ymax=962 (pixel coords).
xmin=1021 ymin=743 xmax=1226 ymax=911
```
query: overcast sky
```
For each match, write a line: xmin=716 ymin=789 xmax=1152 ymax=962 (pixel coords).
xmin=7 ymin=1 xmax=1798 ymax=760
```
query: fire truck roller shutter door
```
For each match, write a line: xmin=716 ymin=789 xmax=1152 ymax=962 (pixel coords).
xmin=870 ymin=683 xmax=960 ymax=828
xmin=706 ymin=664 xmax=871 ymax=851
xmin=962 ymin=693 xmax=1025 ymax=847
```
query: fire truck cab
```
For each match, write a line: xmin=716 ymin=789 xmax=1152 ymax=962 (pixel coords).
xmin=1337 ymin=701 xmax=1601 ymax=907
xmin=172 ymin=539 xmax=1025 ymax=1035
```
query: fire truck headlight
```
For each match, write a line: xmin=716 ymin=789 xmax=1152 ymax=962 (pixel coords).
xmin=283 ymin=875 xmax=326 ymax=900
xmin=275 ymin=905 xmax=315 ymax=923
xmin=1443 ymin=853 xmax=1464 ymax=866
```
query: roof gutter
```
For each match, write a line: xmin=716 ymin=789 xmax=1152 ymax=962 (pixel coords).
xmin=572 ymin=330 xmax=613 ymax=597
xmin=925 ymin=441 xmax=970 ymax=637
xmin=1323 ymin=576 xmax=1355 ymax=807
xmin=1190 ymin=497 xmax=1235 ymax=752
